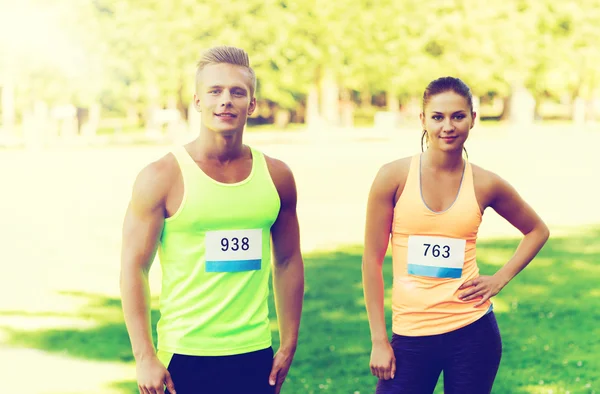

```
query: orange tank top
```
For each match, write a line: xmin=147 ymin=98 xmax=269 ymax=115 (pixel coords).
xmin=391 ymin=154 xmax=492 ymax=336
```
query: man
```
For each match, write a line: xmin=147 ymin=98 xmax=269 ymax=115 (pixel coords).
xmin=120 ymin=46 xmax=304 ymax=394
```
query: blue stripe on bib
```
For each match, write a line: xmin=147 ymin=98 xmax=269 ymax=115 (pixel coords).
xmin=407 ymin=264 xmax=462 ymax=279
xmin=206 ymin=259 xmax=261 ymax=272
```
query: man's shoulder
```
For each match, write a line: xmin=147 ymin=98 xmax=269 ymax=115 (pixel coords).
xmin=140 ymin=152 xmax=179 ymax=182
xmin=260 ymin=154 xmax=296 ymax=205
xmin=132 ymin=152 xmax=179 ymax=202
xmin=263 ymin=153 xmax=293 ymax=180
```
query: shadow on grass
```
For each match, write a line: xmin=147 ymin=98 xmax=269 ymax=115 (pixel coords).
xmin=1 ymin=227 xmax=599 ymax=393
xmin=0 ymin=292 xmax=159 ymax=363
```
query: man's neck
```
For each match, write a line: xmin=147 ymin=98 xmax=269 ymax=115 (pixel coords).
xmin=190 ymin=128 xmax=246 ymax=162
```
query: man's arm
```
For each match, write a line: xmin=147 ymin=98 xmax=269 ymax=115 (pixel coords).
xmin=120 ymin=159 xmax=176 ymax=394
xmin=266 ymin=157 xmax=304 ymax=394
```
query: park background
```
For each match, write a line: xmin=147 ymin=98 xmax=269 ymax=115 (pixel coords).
xmin=0 ymin=0 xmax=599 ymax=393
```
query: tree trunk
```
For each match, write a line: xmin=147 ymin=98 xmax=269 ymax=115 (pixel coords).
xmin=500 ymin=95 xmax=511 ymax=121
xmin=177 ymin=78 xmax=188 ymax=121
xmin=188 ymin=101 xmax=201 ymax=135
xmin=145 ymin=84 xmax=161 ymax=137
xmin=510 ymin=86 xmax=535 ymax=125
xmin=126 ymin=104 xmax=139 ymax=126
xmin=472 ymin=96 xmax=480 ymax=125
xmin=340 ymin=88 xmax=354 ymax=128
xmin=319 ymin=67 xmax=339 ymax=127
xmin=83 ymin=103 xmax=100 ymax=138
xmin=1 ymin=79 xmax=15 ymax=137
xmin=387 ymin=93 xmax=399 ymax=112
xmin=361 ymin=90 xmax=372 ymax=109
xmin=572 ymin=96 xmax=586 ymax=125
xmin=274 ymin=106 xmax=291 ymax=129
xmin=305 ymin=83 xmax=320 ymax=130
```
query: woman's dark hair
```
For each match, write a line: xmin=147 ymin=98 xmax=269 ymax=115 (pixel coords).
xmin=421 ymin=76 xmax=472 ymax=158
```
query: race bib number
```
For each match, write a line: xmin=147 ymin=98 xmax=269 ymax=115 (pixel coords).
xmin=407 ymin=235 xmax=466 ymax=279
xmin=205 ymin=229 xmax=262 ymax=272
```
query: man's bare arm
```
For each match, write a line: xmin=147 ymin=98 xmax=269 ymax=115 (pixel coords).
xmin=120 ymin=158 xmax=176 ymax=394
xmin=267 ymin=157 xmax=304 ymax=394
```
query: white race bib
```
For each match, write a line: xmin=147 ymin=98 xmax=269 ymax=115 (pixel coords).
xmin=205 ymin=229 xmax=262 ymax=272
xmin=407 ymin=235 xmax=466 ymax=279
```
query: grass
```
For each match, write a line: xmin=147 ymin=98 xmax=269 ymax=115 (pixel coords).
xmin=1 ymin=227 xmax=598 ymax=393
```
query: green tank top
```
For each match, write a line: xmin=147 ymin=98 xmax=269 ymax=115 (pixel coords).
xmin=156 ymin=145 xmax=281 ymax=356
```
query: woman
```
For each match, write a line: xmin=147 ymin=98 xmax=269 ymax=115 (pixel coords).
xmin=362 ymin=77 xmax=549 ymax=393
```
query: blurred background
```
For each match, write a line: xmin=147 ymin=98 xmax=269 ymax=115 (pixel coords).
xmin=0 ymin=0 xmax=599 ymax=393
xmin=1 ymin=0 xmax=600 ymax=143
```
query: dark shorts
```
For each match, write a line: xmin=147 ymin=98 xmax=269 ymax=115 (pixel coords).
xmin=376 ymin=312 xmax=503 ymax=394
xmin=166 ymin=347 xmax=275 ymax=394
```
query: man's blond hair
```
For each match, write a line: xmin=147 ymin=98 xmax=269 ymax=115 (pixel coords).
xmin=195 ymin=46 xmax=257 ymax=97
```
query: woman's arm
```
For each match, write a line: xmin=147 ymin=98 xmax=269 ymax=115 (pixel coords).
xmin=460 ymin=173 xmax=550 ymax=305
xmin=362 ymin=162 xmax=403 ymax=380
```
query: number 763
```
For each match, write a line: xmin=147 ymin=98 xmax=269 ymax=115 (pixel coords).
xmin=423 ymin=243 xmax=450 ymax=259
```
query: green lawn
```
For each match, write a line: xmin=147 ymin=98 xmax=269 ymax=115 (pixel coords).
xmin=3 ymin=227 xmax=599 ymax=394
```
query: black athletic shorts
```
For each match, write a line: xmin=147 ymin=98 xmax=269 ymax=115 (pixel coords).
xmin=166 ymin=347 xmax=275 ymax=394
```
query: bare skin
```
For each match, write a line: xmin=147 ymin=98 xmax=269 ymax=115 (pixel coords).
xmin=120 ymin=62 xmax=304 ymax=394
xmin=362 ymin=91 xmax=550 ymax=381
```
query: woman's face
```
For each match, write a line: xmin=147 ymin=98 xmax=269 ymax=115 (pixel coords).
xmin=420 ymin=91 xmax=476 ymax=154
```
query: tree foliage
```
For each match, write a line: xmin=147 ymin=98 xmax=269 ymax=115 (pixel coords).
xmin=2 ymin=0 xmax=599 ymax=118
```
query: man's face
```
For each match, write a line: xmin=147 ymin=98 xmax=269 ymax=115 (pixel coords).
xmin=194 ymin=63 xmax=256 ymax=134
